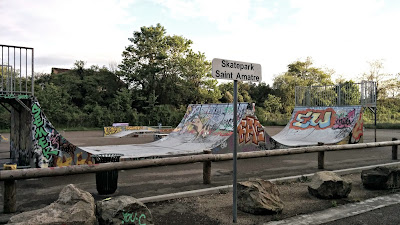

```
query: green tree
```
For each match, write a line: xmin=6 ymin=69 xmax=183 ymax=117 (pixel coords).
xmin=118 ymin=23 xmax=220 ymax=114
xmin=263 ymin=94 xmax=282 ymax=113
xmin=35 ymin=61 xmax=128 ymax=127
xmin=359 ymin=59 xmax=394 ymax=100
xmin=273 ymin=57 xmax=333 ymax=113
xmin=218 ymin=82 xmax=253 ymax=103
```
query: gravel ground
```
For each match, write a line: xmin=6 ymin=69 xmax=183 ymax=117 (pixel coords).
xmin=146 ymin=172 xmax=400 ymax=225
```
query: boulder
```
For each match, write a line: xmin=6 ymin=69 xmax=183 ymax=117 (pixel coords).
xmin=96 ymin=195 xmax=153 ymax=225
xmin=8 ymin=184 xmax=96 ymax=225
xmin=308 ymin=171 xmax=352 ymax=199
xmin=361 ymin=166 xmax=400 ymax=190
xmin=237 ymin=179 xmax=283 ymax=215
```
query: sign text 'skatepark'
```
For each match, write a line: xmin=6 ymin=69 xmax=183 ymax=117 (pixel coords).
xmin=212 ymin=58 xmax=262 ymax=82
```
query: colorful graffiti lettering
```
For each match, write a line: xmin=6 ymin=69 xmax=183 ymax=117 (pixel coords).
xmin=333 ymin=109 xmax=356 ymax=129
xmin=49 ymin=129 xmax=61 ymax=149
xmin=31 ymin=98 xmax=94 ymax=168
xmin=126 ymin=126 xmax=144 ymax=130
xmin=238 ymin=116 xmax=265 ymax=145
xmin=32 ymin=102 xmax=59 ymax=159
xmin=351 ymin=110 xmax=363 ymax=143
xmin=122 ymin=211 xmax=146 ymax=225
xmin=104 ymin=126 xmax=122 ymax=136
xmin=290 ymin=108 xmax=336 ymax=130
xmin=55 ymin=155 xmax=73 ymax=167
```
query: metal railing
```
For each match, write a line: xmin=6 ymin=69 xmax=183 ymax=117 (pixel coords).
xmin=295 ymin=81 xmax=376 ymax=107
xmin=0 ymin=44 xmax=34 ymax=98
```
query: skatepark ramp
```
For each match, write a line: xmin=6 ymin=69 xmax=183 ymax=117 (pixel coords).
xmin=269 ymin=106 xmax=364 ymax=149
xmin=18 ymin=98 xmax=367 ymax=168
xmin=82 ymin=103 xmax=270 ymax=161
xmin=11 ymin=99 xmax=271 ymax=168
xmin=268 ymin=81 xmax=376 ymax=149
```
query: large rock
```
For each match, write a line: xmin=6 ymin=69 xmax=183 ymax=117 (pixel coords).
xmin=308 ymin=171 xmax=352 ymax=199
xmin=8 ymin=184 xmax=96 ymax=225
xmin=96 ymin=195 xmax=153 ymax=225
xmin=237 ymin=179 xmax=284 ymax=215
xmin=361 ymin=166 xmax=400 ymax=190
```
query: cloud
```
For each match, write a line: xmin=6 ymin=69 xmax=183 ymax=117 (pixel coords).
xmin=0 ymin=0 xmax=136 ymax=73
xmin=1 ymin=0 xmax=399 ymax=84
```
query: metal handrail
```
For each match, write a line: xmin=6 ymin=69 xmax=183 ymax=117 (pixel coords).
xmin=295 ymin=81 xmax=377 ymax=107
xmin=0 ymin=44 xmax=34 ymax=97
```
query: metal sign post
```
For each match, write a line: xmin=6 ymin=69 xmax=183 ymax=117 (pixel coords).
xmin=212 ymin=58 xmax=261 ymax=223
xmin=232 ymin=79 xmax=238 ymax=222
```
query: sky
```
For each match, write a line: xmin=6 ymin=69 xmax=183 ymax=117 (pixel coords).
xmin=1 ymin=0 xmax=400 ymax=85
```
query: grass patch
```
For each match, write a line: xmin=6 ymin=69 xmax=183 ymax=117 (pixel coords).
xmin=364 ymin=123 xmax=400 ymax=129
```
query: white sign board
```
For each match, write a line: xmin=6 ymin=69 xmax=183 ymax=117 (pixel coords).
xmin=212 ymin=58 xmax=262 ymax=82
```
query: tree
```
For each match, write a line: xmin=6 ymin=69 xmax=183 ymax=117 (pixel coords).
xmin=263 ymin=94 xmax=282 ymax=113
xmin=273 ymin=57 xmax=333 ymax=113
xmin=359 ymin=59 xmax=394 ymax=100
xmin=35 ymin=61 xmax=128 ymax=127
xmin=248 ymin=82 xmax=275 ymax=106
xmin=218 ymin=82 xmax=252 ymax=103
xmin=118 ymin=23 xmax=220 ymax=113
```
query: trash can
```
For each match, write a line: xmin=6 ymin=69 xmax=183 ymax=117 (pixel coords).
xmin=92 ymin=154 xmax=123 ymax=195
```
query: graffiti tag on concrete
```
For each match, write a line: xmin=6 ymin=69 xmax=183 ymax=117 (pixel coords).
xmin=333 ymin=108 xmax=356 ymax=129
xmin=351 ymin=110 xmax=363 ymax=143
xmin=238 ymin=116 xmax=265 ymax=145
xmin=290 ymin=108 xmax=336 ymax=130
xmin=32 ymin=102 xmax=59 ymax=159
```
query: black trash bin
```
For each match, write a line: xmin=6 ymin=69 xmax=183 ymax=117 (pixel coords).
xmin=93 ymin=153 xmax=124 ymax=195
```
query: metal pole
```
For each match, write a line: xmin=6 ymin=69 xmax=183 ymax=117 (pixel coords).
xmin=374 ymin=107 xmax=377 ymax=142
xmin=19 ymin=48 xmax=21 ymax=93
xmin=25 ymin=49 xmax=28 ymax=93
xmin=13 ymin=47 xmax=15 ymax=94
xmin=7 ymin=47 xmax=9 ymax=92
xmin=31 ymin=48 xmax=34 ymax=96
xmin=1 ymin=46 xmax=3 ymax=91
xmin=374 ymin=82 xmax=377 ymax=142
xmin=233 ymin=80 xmax=238 ymax=223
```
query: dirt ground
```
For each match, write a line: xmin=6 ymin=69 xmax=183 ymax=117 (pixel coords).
xmin=146 ymin=172 xmax=400 ymax=225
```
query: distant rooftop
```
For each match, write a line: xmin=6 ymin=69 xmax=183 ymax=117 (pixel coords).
xmin=51 ymin=68 xmax=70 ymax=75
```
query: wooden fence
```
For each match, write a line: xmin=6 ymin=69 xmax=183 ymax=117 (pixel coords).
xmin=0 ymin=138 xmax=399 ymax=213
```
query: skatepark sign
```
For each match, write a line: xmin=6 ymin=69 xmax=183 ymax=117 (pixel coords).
xmin=212 ymin=57 xmax=262 ymax=223
xmin=212 ymin=58 xmax=262 ymax=82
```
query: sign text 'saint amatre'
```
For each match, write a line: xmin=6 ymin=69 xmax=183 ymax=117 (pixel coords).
xmin=212 ymin=58 xmax=262 ymax=82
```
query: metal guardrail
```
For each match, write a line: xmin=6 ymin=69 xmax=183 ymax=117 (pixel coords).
xmin=295 ymin=81 xmax=377 ymax=107
xmin=0 ymin=138 xmax=399 ymax=213
xmin=0 ymin=44 xmax=34 ymax=97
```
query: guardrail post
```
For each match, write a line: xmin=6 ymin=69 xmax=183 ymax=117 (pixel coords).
xmin=318 ymin=142 xmax=325 ymax=169
xmin=392 ymin=138 xmax=398 ymax=160
xmin=3 ymin=163 xmax=17 ymax=213
xmin=203 ymin=149 xmax=212 ymax=184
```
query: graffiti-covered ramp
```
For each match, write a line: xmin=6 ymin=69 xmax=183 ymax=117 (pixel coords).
xmin=271 ymin=106 xmax=363 ymax=148
xmin=81 ymin=103 xmax=269 ymax=160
